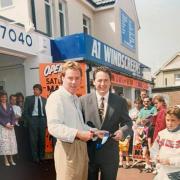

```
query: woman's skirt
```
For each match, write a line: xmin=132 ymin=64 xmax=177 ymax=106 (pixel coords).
xmin=0 ymin=125 xmax=18 ymax=155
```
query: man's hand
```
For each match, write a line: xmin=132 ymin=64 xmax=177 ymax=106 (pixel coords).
xmin=112 ymin=130 xmax=123 ymax=141
xmin=76 ymin=130 xmax=94 ymax=142
xmin=93 ymin=130 xmax=109 ymax=139
xmin=5 ymin=122 xmax=13 ymax=129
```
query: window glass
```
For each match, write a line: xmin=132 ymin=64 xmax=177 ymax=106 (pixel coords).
xmin=175 ymin=74 xmax=180 ymax=86
xmin=83 ymin=15 xmax=91 ymax=34
xmin=0 ymin=0 xmax=13 ymax=8
xmin=58 ymin=0 xmax=66 ymax=37
xmin=45 ymin=0 xmax=52 ymax=36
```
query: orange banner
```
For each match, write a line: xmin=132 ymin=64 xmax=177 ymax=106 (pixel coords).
xmin=111 ymin=73 xmax=149 ymax=90
xmin=39 ymin=62 xmax=87 ymax=98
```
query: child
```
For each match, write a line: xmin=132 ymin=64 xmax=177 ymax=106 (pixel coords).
xmin=119 ymin=135 xmax=131 ymax=168
xmin=150 ymin=106 xmax=180 ymax=180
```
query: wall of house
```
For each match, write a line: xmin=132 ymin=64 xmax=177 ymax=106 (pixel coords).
xmin=0 ymin=0 xmax=30 ymax=23
xmin=66 ymin=0 xmax=94 ymax=35
xmin=155 ymin=70 xmax=180 ymax=87
xmin=93 ymin=0 xmax=139 ymax=60
xmin=153 ymin=90 xmax=180 ymax=106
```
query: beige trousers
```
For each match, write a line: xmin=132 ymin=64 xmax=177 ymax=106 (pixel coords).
xmin=54 ymin=140 xmax=88 ymax=180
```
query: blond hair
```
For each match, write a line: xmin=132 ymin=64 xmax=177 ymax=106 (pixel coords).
xmin=61 ymin=61 xmax=82 ymax=77
xmin=153 ymin=95 xmax=166 ymax=107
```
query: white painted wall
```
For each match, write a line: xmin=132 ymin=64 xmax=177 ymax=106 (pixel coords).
xmin=93 ymin=0 xmax=139 ymax=60
xmin=24 ymin=54 xmax=52 ymax=96
xmin=0 ymin=0 xmax=33 ymax=31
xmin=66 ymin=0 xmax=94 ymax=35
xmin=0 ymin=18 xmax=52 ymax=96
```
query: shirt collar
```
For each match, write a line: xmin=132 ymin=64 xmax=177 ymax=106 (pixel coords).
xmin=60 ymin=86 xmax=76 ymax=99
xmin=96 ymin=91 xmax=109 ymax=102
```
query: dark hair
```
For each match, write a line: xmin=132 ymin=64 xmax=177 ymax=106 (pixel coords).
xmin=93 ymin=66 xmax=112 ymax=80
xmin=0 ymin=90 xmax=8 ymax=102
xmin=140 ymin=89 xmax=147 ymax=94
xmin=166 ymin=106 xmax=180 ymax=119
xmin=16 ymin=92 xmax=24 ymax=100
xmin=33 ymin=84 xmax=42 ymax=92
xmin=9 ymin=94 xmax=16 ymax=100
xmin=134 ymin=97 xmax=142 ymax=104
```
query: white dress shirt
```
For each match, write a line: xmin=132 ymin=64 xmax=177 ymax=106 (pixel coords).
xmin=46 ymin=86 xmax=91 ymax=143
xmin=12 ymin=105 xmax=22 ymax=117
xmin=32 ymin=96 xmax=44 ymax=116
xmin=96 ymin=91 xmax=109 ymax=120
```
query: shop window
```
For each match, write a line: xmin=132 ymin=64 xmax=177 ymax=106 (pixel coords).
xmin=58 ymin=0 xmax=67 ymax=37
xmin=175 ymin=74 xmax=180 ymax=86
xmin=83 ymin=15 xmax=91 ymax=34
xmin=0 ymin=81 xmax=5 ymax=90
xmin=0 ymin=0 xmax=13 ymax=9
xmin=44 ymin=0 xmax=53 ymax=36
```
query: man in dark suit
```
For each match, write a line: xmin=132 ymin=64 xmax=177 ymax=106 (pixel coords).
xmin=80 ymin=67 xmax=133 ymax=180
xmin=24 ymin=84 xmax=47 ymax=163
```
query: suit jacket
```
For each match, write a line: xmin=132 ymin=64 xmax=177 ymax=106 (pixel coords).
xmin=0 ymin=103 xmax=16 ymax=126
xmin=24 ymin=95 xmax=47 ymax=126
xmin=80 ymin=91 xmax=132 ymax=164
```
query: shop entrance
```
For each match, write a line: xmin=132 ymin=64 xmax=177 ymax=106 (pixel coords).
xmin=0 ymin=53 xmax=26 ymax=96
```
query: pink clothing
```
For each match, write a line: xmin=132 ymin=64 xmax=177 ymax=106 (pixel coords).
xmin=150 ymin=128 xmax=180 ymax=180
xmin=153 ymin=107 xmax=166 ymax=142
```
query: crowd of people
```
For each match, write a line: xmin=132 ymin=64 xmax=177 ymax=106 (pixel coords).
xmin=0 ymin=61 xmax=179 ymax=180
xmin=119 ymin=90 xmax=180 ymax=180
xmin=0 ymin=85 xmax=47 ymax=166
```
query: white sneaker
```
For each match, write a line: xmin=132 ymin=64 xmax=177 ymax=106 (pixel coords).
xmin=152 ymin=169 xmax=157 ymax=175
xmin=11 ymin=161 xmax=16 ymax=166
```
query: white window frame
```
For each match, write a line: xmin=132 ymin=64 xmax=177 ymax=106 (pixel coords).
xmin=58 ymin=0 xmax=67 ymax=37
xmin=83 ymin=15 xmax=91 ymax=34
xmin=0 ymin=0 xmax=13 ymax=10
xmin=44 ymin=0 xmax=54 ymax=37
xmin=175 ymin=74 xmax=180 ymax=85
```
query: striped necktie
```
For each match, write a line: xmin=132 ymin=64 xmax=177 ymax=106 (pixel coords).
xmin=98 ymin=97 xmax=104 ymax=123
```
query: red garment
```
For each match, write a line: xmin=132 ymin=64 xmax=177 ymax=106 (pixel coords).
xmin=153 ymin=107 xmax=166 ymax=142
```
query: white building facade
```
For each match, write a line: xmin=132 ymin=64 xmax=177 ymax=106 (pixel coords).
xmin=0 ymin=0 xmax=151 ymax=99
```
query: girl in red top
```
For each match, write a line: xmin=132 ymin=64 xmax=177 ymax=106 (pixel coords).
xmin=153 ymin=95 xmax=166 ymax=142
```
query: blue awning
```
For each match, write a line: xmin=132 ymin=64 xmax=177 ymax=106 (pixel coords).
xmin=51 ymin=33 xmax=150 ymax=79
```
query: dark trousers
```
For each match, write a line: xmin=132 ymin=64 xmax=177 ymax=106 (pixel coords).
xmin=88 ymin=162 xmax=119 ymax=180
xmin=14 ymin=125 xmax=31 ymax=160
xmin=28 ymin=116 xmax=46 ymax=161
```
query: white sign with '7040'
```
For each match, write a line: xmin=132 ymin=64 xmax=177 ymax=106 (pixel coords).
xmin=0 ymin=20 xmax=38 ymax=55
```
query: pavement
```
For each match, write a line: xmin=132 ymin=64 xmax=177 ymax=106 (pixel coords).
xmin=0 ymin=157 xmax=55 ymax=180
xmin=0 ymin=156 xmax=155 ymax=180
xmin=117 ymin=166 xmax=155 ymax=180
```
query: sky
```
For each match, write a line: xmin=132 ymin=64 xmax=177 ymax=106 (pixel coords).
xmin=134 ymin=0 xmax=180 ymax=73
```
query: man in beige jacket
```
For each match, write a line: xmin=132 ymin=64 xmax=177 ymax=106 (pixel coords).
xmin=46 ymin=61 xmax=101 ymax=180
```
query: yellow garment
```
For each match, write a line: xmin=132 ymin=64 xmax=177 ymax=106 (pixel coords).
xmin=119 ymin=139 xmax=129 ymax=152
